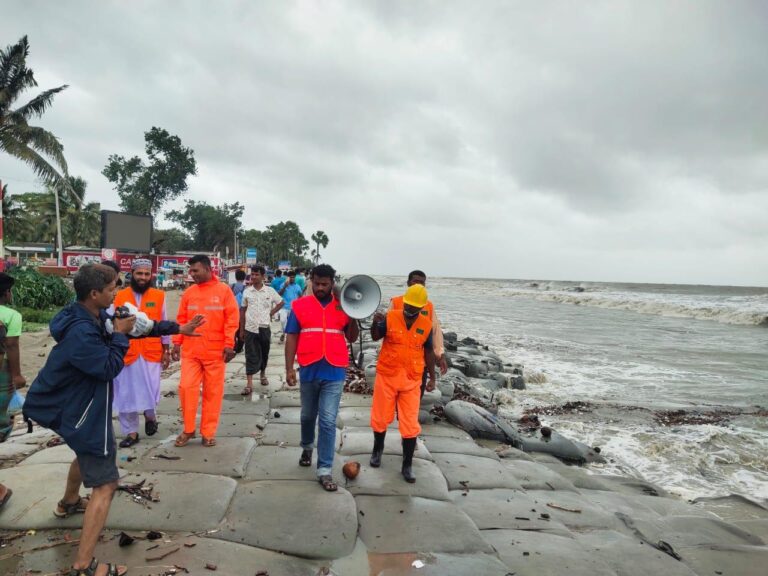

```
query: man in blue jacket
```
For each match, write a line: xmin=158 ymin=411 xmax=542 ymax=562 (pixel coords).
xmin=23 ymin=264 xmax=202 ymax=576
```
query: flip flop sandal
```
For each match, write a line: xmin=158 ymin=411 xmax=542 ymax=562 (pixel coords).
xmin=318 ymin=475 xmax=338 ymax=492
xmin=241 ymin=387 xmax=253 ymax=396
xmin=0 ymin=488 xmax=12 ymax=508
xmin=118 ymin=434 xmax=139 ymax=448
xmin=299 ymin=449 xmax=312 ymax=467
xmin=68 ymin=557 xmax=127 ymax=576
xmin=174 ymin=432 xmax=196 ymax=447
xmin=260 ymin=377 xmax=270 ymax=386
xmin=54 ymin=495 xmax=90 ymax=518
xmin=144 ymin=419 xmax=159 ymax=436
xmin=202 ymin=436 xmax=217 ymax=447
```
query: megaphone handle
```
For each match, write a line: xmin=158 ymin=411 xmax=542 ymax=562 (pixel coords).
xmin=356 ymin=319 xmax=364 ymax=369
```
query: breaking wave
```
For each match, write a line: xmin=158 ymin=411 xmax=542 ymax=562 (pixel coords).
xmin=504 ymin=288 xmax=768 ymax=326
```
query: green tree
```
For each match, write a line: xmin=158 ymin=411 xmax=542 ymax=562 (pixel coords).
xmin=167 ymin=200 xmax=244 ymax=253
xmin=0 ymin=36 xmax=69 ymax=187
xmin=152 ymin=227 xmax=192 ymax=253
xmin=310 ymin=230 xmax=329 ymax=264
xmin=102 ymin=126 xmax=197 ymax=218
xmin=4 ymin=176 xmax=100 ymax=247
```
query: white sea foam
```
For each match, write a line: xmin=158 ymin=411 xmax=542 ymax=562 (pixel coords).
xmin=503 ymin=287 xmax=768 ymax=326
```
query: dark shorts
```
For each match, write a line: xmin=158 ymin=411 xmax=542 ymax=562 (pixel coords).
xmin=76 ymin=446 xmax=119 ymax=488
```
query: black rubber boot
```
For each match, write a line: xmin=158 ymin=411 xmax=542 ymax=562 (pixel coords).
xmin=370 ymin=431 xmax=386 ymax=468
xmin=401 ymin=437 xmax=417 ymax=483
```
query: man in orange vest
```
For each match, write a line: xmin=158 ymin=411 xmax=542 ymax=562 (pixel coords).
xmin=285 ymin=264 xmax=359 ymax=491
xmin=172 ymin=255 xmax=240 ymax=448
xmin=112 ymin=259 xmax=169 ymax=447
xmin=389 ymin=270 xmax=448 ymax=396
xmin=371 ymin=283 xmax=436 ymax=483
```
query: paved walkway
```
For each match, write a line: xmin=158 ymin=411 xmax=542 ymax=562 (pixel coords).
xmin=0 ymin=326 xmax=766 ymax=575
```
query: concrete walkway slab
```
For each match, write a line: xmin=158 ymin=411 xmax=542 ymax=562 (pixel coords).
xmin=619 ymin=514 xmax=765 ymax=548
xmin=502 ymin=459 xmax=579 ymax=492
xmin=219 ymin=395 xmax=270 ymax=415
xmin=0 ymin=463 xmax=89 ymax=529
xmin=422 ymin=436 xmax=500 ymax=460
xmin=18 ymin=443 xmax=75 ymax=465
xmin=215 ymin=480 xmax=357 ymax=559
xmin=483 ymin=529 xmax=617 ymax=576
xmin=261 ymin=422 xmax=342 ymax=450
xmin=339 ymin=393 xmax=374 ymax=408
xmin=244 ymin=445 xmax=342 ymax=480
xmin=18 ymin=530 xmax=325 ymax=576
xmin=216 ymin=413 xmax=267 ymax=437
xmin=433 ymin=453 xmax=521 ymax=490
xmin=7 ymin=427 xmax=59 ymax=445
xmin=575 ymin=530 xmax=698 ymax=576
xmin=419 ymin=423 xmax=473 ymax=440
xmin=267 ymin=406 xmax=303 ymax=424
xmin=0 ymin=441 xmax=39 ymax=460
xmin=108 ymin=470 xmax=236 ymax=531
xmin=339 ymin=428 xmax=432 ymax=460
xmin=269 ymin=390 xmax=303 ymax=408
xmin=342 ymin=455 xmax=449 ymax=500
xmin=138 ymin=437 xmax=255 ymax=478
xmin=579 ymin=489 xmax=666 ymax=520
xmin=450 ymin=489 xmax=570 ymax=532
xmin=672 ymin=543 xmax=768 ymax=576
xmin=356 ymin=495 xmax=492 ymax=554
xmin=525 ymin=490 xmax=625 ymax=531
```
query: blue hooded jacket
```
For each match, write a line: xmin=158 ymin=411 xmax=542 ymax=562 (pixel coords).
xmin=23 ymin=303 xmax=128 ymax=456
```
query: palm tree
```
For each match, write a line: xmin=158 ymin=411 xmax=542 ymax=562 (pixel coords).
xmin=0 ymin=36 xmax=69 ymax=186
xmin=311 ymin=230 xmax=329 ymax=264
xmin=1 ymin=183 xmax=36 ymax=243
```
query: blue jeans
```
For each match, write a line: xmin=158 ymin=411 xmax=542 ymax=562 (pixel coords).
xmin=299 ymin=379 xmax=343 ymax=477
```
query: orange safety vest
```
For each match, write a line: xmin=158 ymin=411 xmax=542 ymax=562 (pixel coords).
xmin=292 ymin=295 xmax=350 ymax=368
xmin=390 ymin=295 xmax=434 ymax=320
xmin=114 ymin=287 xmax=165 ymax=365
xmin=377 ymin=309 xmax=433 ymax=380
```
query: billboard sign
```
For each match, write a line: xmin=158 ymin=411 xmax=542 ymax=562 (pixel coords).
xmin=246 ymin=248 xmax=257 ymax=264
xmin=278 ymin=260 xmax=291 ymax=270
xmin=101 ymin=210 xmax=153 ymax=253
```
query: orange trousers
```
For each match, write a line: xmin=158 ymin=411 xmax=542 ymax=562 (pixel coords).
xmin=370 ymin=371 xmax=421 ymax=438
xmin=178 ymin=355 xmax=226 ymax=438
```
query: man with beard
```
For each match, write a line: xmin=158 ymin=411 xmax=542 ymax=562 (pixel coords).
xmin=112 ymin=259 xmax=169 ymax=447
xmin=285 ymin=264 xmax=359 ymax=491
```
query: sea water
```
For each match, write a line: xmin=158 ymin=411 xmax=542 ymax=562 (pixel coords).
xmin=373 ymin=276 xmax=768 ymax=503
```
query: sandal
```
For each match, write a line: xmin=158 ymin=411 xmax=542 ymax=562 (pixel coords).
xmin=318 ymin=475 xmax=338 ymax=492
xmin=299 ymin=449 xmax=312 ymax=467
xmin=0 ymin=488 xmax=12 ymax=508
xmin=260 ymin=376 xmax=269 ymax=386
xmin=118 ymin=434 xmax=139 ymax=448
xmin=241 ymin=386 xmax=253 ymax=396
xmin=68 ymin=557 xmax=127 ymax=575
xmin=174 ymin=431 xmax=196 ymax=447
xmin=54 ymin=495 xmax=90 ymax=518
xmin=144 ymin=419 xmax=159 ymax=436
xmin=202 ymin=436 xmax=217 ymax=447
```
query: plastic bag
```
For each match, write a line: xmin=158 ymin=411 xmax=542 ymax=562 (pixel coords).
xmin=8 ymin=390 xmax=24 ymax=415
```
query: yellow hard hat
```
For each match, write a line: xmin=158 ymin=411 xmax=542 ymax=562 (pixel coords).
xmin=402 ymin=284 xmax=428 ymax=308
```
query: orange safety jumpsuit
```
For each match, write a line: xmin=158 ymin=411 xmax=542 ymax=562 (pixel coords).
xmin=370 ymin=309 xmax=432 ymax=439
xmin=172 ymin=278 xmax=240 ymax=438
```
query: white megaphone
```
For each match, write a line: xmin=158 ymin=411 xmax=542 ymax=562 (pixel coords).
xmin=339 ymin=275 xmax=381 ymax=319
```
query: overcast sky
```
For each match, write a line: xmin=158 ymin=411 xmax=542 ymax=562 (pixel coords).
xmin=2 ymin=1 xmax=767 ymax=286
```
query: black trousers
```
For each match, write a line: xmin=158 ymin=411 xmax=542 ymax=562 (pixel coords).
xmin=245 ymin=327 xmax=271 ymax=375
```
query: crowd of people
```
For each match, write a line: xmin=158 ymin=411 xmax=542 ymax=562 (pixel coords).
xmin=0 ymin=259 xmax=446 ymax=576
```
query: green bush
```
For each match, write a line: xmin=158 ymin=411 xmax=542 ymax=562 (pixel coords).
xmin=17 ymin=307 xmax=60 ymax=324
xmin=10 ymin=269 xmax=73 ymax=309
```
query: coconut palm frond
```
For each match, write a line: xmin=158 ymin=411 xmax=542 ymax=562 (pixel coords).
xmin=11 ymin=85 xmax=68 ymax=120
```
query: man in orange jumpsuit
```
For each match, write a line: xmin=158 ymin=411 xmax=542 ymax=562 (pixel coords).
xmin=389 ymin=269 xmax=448 ymax=392
xmin=370 ymin=284 xmax=436 ymax=483
xmin=172 ymin=255 xmax=240 ymax=447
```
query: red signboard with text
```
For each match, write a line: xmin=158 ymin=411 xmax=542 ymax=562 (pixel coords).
xmin=62 ymin=251 xmax=222 ymax=275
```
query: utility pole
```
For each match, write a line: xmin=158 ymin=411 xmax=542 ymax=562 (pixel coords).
xmin=53 ymin=181 xmax=64 ymax=266
xmin=0 ymin=179 xmax=4 ymax=271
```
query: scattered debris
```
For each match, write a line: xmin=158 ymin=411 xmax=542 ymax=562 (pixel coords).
xmin=163 ymin=390 xmax=177 ymax=398
xmin=45 ymin=437 xmax=64 ymax=448
xmin=147 ymin=530 xmax=164 ymax=541
xmin=255 ymin=570 xmax=269 ymax=576
xmin=153 ymin=454 xmax=182 ymax=461
xmin=273 ymin=411 xmax=281 ymax=418
xmin=118 ymin=532 xmax=135 ymax=547
xmin=524 ymin=401 xmax=594 ymax=417
xmin=344 ymin=367 xmax=372 ymax=394
xmin=654 ymin=540 xmax=682 ymax=561
xmin=547 ymin=502 xmax=582 ymax=513
xmin=183 ymin=541 xmax=197 ymax=548
xmin=146 ymin=544 xmax=180 ymax=562
xmin=205 ymin=562 xmax=218 ymax=570
xmin=342 ymin=461 xmax=361 ymax=479
xmin=653 ymin=409 xmax=737 ymax=427
xmin=118 ymin=479 xmax=159 ymax=505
